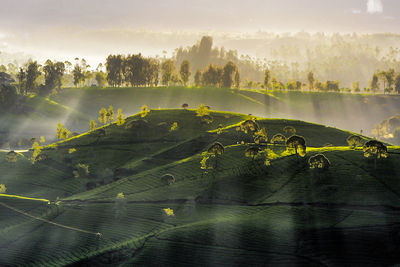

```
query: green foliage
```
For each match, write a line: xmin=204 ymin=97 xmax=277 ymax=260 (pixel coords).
xmin=89 ymin=120 xmax=97 ymax=131
xmin=0 ymin=184 xmax=6 ymax=193
xmin=170 ymin=122 xmax=178 ymax=131
xmin=107 ymin=105 xmax=115 ymax=123
xmin=106 ymin=54 xmax=124 ymax=87
xmin=196 ymin=104 xmax=210 ymax=117
xmin=363 ymin=140 xmax=388 ymax=159
xmin=179 ymin=60 xmax=191 ymax=86
xmin=221 ymin=61 xmax=238 ymax=88
xmin=194 ymin=70 xmax=202 ymax=86
xmin=56 ymin=122 xmax=71 ymax=140
xmin=309 ymin=154 xmax=331 ymax=169
xmin=116 ymin=108 xmax=125 ymax=126
xmin=161 ymin=59 xmax=176 ymax=86
xmin=141 ymin=105 xmax=149 ymax=118
xmin=307 ymin=72 xmax=315 ymax=90
xmin=42 ymin=60 xmax=65 ymax=95
xmin=240 ymin=120 xmax=260 ymax=134
xmin=161 ymin=174 xmax=176 ymax=185
xmin=72 ymin=64 xmax=85 ymax=87
xmin=254 ymin=127 xmax=268 ymax=144
xmin=5 ymin=151 xmax=18 ymax=163
xmin=98 ymin=108 xmax=108 ymax=124
xmin=264 ymin=69 xmax=271 ymax=89
xmin=31 ymin=141 xmax=42 ymax=164
xmin=286 ymin=135 xmax=306 ymax=157
xmin=347 ymin=135 xmax=364 ymax=148
xmin=26 ymin=61 xmax=41 ymax=93
xmin=271 ymin=133 xmax=286 ymax=144
xmin=283 ymin=126 xmax=296 ymax=135
xmin=73 ymin=163 xmax=90 ymax=178
xmin=245 ymin=146 xmax=260 ymax=160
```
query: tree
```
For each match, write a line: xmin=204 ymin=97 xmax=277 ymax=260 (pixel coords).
xmin=370 ymin=73 xmax=380 ymax=93
xmin=194 ymin=70 xmax=202 ymax=87
xmin=196 ymin=104 xmax=210 ymax=117
xmin=116 ymin=109 xmax=125 ymax=126
xmin=234 ymin=70 xmax=241 ymax=88
xmin=245 ymin=146 xmax=260 ymax=161
xmin=0 ymin=184 xmax=6 ymax=193
xmin=73 ymin=64 xmax=85 ymax=87
xmin=254 ymin=128 xmax=268 ymax=144
xmin=95 ymin=71 xmax=106 ymax=87
xmin=31 ymin=141 xmax=42 ymax=164
xmin=309 ymin=154 xmax=331 ymax=170
xmin=138 ymin=105 xmax=149 ymax=118
xmin=221 ymin=61 xmax=238 ymax=88
xmin=161 ymin=59 xmax=176 ymax=86
xmin=283 ymin=126 xmax=296 ymax=136
xmin=202 ymin=64 xmax=222 ymax=87
xmin=347 ymin=135 xmax=364 ymax=148
xmin=179 ymin=60 xmax=191 ymax=86
xmin=161 ymin=174 xmax=175 ymax=185
xmin=90 ymin=120 xmax=97 ymax=131
xmin=107 ymin=106 xmax=115 ymax=124
xmin=42 ymin=60 xmax=65 ymax=95
xmin=182 ymin=103 xmax=189 ymax=109
xmin=56 ymin=122 xmax=71 ymax=140
xmin=106 ymin=54 xmax=124 ymax=87
xmin=5 ymin=151 xmax=18 ymax=163
xmin=264 ymin=69 xmax=271 ymax=90
xmin=307 ymin=72 xmax=315 ymax=90
xmin=395 ymin=74 xmax=400 ymax=94
xmin=271 ymin=133 xmax=286 ymax=144
xmin=286 ymin=135 xmax=306 ymax=157
xmin=207 ymin=142 xmax=224 ymax=168
xmin=98 ymin=108 xmax=108 ymax=124
xmin=240 ymin=120 xmax=260 ymax=134
xmin=16 ymin=68 xmax=26 ymax=95
xmin=352 ymin=81 xmax=360 ymax=93
xmin=26 ymin=61 xmax=41 ymax=93
xmin=363 ymin=140 xmax=388 ymax=170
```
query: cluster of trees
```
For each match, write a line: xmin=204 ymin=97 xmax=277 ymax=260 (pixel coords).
xmin=106 ymin=54 xmax=159 ymax=87
xmin=369 ymin=69 xmax=400 ymax=94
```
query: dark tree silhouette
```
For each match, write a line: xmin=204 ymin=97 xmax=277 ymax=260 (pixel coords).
xmin=347 ymin=135 xmax=364 ymax=149
xmin=309 ymin=154 xmax=331 ymax=170
xmin=207 ymin=142 xmax=224 ymax=168
xmin=286 ymin=135 xmax=306 ymax=157
xmin=363 ymin=140 xmax=388 ymax=170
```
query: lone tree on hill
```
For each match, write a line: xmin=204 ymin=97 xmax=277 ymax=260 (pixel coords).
xmin=286 ymin=135 xmax=306 ymax=157
xmin=182 ymin=103 xmax=189 ymax=109
xmin=309 ymin=154 xmax=331 ymax=170
xmin=207 ymin=142 xmax=224 ymax=168
xmin=56 ymin=122 xmax=71 ymax=140
xmin=347 ymin=135 xmax=364 ymax=149
xmin=179 ymin=60 xmax=191 ymax=86
xmin=363 ymin=140 xmax=388 ymax=170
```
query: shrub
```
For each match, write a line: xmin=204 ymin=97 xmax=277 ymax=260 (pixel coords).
xmin=161 ymin=174 xmax=176 ymax=185
xmin=347 ymin=135 xmax=364 ymax=148
xmin=309 ymin=154 xmax=331 ymax=170
xmin=73 ymin=163 xmax=90 ymax=178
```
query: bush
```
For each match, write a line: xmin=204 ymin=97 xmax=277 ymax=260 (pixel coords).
xmin=309 ymin=154 xmax=331 ymax=170
xmin=73 ymin=163 xmax=90 ymax=178
xmin=161 ymin=174 xmax=176 ymax=185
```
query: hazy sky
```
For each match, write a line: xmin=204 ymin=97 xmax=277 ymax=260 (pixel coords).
xmin=0 ymin=0 xmax=399 ymax=64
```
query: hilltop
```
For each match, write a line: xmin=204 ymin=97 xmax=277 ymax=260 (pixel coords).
xmin=0 ymin=109 xmax=400 ymax=266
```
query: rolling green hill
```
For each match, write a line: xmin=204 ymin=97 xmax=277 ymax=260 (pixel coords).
xmin=1 ymin=109 xmax=400 ymax=266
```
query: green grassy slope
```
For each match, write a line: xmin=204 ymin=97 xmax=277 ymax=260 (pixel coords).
xmin=1 ymin=109 xmax=400 ymax=266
